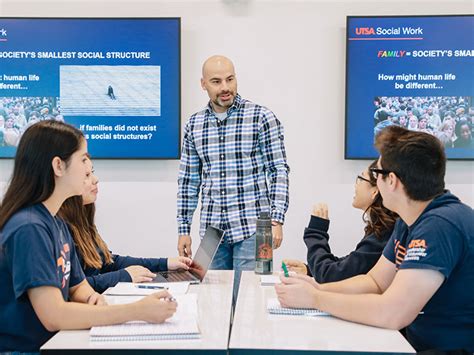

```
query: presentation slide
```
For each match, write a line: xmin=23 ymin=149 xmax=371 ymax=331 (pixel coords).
xmin=345 ymin=15 xmax=474 ymax=160
xmin=0 ymin=18 xmax=180 ymax=159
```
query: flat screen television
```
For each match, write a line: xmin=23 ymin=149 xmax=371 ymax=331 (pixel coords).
xmin=0 ymin=17 xmax=180 ymax=159
xmin=345 ymin=15 xmax=474 ymax=160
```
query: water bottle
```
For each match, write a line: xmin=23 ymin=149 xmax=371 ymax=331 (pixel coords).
xmin=255 ymin=211 xmax=273 ymax=274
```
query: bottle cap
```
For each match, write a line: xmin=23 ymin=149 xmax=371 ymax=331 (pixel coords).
xmin=257 ymin=211 xmax=271 ymax=227
xmin=259 ymin=211 xmax=270 ymax=219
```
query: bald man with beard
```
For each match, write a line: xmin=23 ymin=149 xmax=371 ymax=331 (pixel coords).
xmin=177 ymin=56 xmax=290 ymax=300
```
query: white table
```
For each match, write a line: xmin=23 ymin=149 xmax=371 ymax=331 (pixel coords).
xmin=40 ymin=270 xmax=234 ymax=354
xmin=229 ymin=271 xmax=416 ymax=354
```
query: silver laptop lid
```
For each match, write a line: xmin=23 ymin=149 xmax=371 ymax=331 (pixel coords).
xmin=188 ymin=226 xmax=225 ymax=281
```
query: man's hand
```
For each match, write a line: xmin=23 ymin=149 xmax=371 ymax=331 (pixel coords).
xmin=275 ymin=276 xmax=319 ymax=309
xmin=312 ymin=203 xmax=329 ymax=219
xmin=272 ymin=221 xmax=283 ymax=249
xmin=178 ymin=235 xmax=192 ymax=257
xmin=280 ymin=272 xmax=320 ymax=289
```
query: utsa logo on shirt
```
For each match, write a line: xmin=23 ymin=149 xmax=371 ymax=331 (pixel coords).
xmin=56 ymin=243 xmax=71 ymax=288
xmin=394 ymin=239 xmax=428 ymax=268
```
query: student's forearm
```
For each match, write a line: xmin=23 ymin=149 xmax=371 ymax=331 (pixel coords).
xmin=314 ymin=291 xmax=400 ymax=329
xmin=319 ymin=274 xmax=382 ymax=294
xmin=314 ymin=269 xmax=441 ymax=330
xmin=69 ymin=280 xmax=97 ymax=303
xmin=50 ymin=302 xmax=142 ymax=331
xmin=29 ymin=287 xmax=142 ymax=332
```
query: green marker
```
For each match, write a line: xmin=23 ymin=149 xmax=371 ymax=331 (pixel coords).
xmin=281 ymin=261 xmax=289 ymax=277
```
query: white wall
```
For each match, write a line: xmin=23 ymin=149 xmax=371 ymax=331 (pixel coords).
xmin=1 ymin=0 xmax=473 ymax=268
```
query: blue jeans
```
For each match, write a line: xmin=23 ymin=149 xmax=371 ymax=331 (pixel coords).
xmin=0 ymin=352 xmax=40 ymax=355
xmin=210 ymin=234 xmax=256 ymax=304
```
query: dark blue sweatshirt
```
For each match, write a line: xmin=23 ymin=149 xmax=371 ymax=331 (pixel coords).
xmin=80 ymin=250 xmax=168 ymax=293
xmin=304 ymin=215 xmax=393 ymax=283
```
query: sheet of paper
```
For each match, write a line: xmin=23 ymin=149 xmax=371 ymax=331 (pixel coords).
xmin=261 ymin=270 xmax=298 ymax=285
xmin=105 ymin=295 xmax=144 ymax=305
xmin=104 ymin=281 xmax=190 ymax=296
xmin=107 ymin=293 xmax=199 ymax=318
xmin=260 ymin=275 xmax=280 ymax=286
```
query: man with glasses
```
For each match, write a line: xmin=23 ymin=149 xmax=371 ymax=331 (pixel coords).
xmin=276 ymin=126 xmax=473 ymax=353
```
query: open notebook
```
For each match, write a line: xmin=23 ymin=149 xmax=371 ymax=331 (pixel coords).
xmin=90 ymin=294 xmax=200 ymax=342
xmin=267 ymin=298 xmax=330 ymax=316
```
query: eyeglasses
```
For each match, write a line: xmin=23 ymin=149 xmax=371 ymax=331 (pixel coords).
xmin=356 ymin=175 xmax=373 ymax=185
xmin=369 ymin=167 xmax=392 ymax=180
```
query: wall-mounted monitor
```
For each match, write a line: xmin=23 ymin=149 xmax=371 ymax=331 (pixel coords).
xmin=0 ymin=17 xmax=180 ymax=159
xmin=345 ymin=15 xmax=474 ymax=160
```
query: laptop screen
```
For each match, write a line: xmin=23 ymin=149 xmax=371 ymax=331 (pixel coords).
xmin=188 ymin=226 xmax=225 ymax=281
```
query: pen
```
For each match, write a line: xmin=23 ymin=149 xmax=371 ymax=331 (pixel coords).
xmin=281 ymin=261 xmax=289 ymax=277
xmin=136 ymin=285 xmax=167 ymax=290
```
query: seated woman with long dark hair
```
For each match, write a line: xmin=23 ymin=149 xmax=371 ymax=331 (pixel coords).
xmin=0 ymin=121 xmax=177 ymax=353
xmin=284 ymin=160 xmax=398 ymax=282
xmin=59 ymin=169 xmax=191 ymax=293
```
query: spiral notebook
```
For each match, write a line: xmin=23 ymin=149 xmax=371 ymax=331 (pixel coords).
xmin=267 ymin=298 xmax=330 ymax=317
xmin=90 ymin=294 xmax=200 ymax=342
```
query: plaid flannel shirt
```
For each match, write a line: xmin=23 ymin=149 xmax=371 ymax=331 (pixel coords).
xmin=177 ymin=94 xmax=289 ymax=243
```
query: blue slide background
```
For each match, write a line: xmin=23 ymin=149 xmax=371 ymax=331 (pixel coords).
xmin=0 ymin=18 xmax=180 ymax=159
xmin=345 ymin=16 xmax=473 ymax=160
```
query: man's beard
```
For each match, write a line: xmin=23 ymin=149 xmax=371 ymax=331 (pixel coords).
xmin=213 ymin=92 xmax=235 ymax=110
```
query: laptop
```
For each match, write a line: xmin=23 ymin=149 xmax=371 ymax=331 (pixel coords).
xmin=151 ymin=226 xmax=225 ymax=284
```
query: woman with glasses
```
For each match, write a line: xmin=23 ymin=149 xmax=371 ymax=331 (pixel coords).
xmin=283 ymin=160 xmax=398 ymax=282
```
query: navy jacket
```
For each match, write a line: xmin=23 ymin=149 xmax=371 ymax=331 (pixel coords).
xmin=80 ymin=250 xmax=168 ymax=293
xmin=304 ymin=215 xmax=392 ymax=283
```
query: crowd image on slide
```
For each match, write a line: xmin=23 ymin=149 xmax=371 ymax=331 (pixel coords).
xmin=373 ymin=96 xmax=473 ymax=149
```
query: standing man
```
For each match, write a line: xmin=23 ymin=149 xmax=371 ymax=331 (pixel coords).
xmin=276 ymin=126 xmax=473 ymax=352
xmin=177 ymin=55 xmax=289 ymax=296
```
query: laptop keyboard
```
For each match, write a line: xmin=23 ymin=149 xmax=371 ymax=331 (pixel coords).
xmin=159 ymin=271 xmax=195 ymax=282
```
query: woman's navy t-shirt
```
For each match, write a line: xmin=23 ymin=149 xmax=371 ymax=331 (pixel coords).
xmin=0 ymin=203 xmax=85 ymax=352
